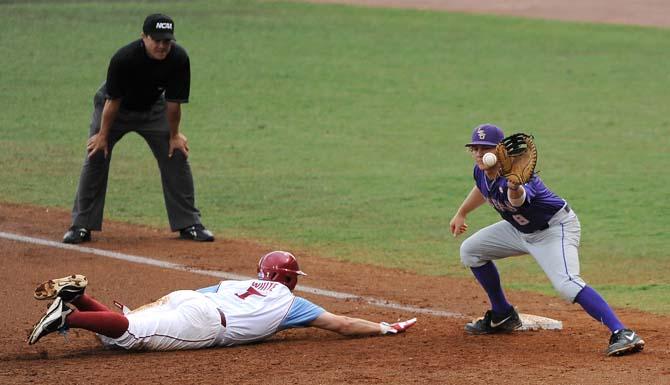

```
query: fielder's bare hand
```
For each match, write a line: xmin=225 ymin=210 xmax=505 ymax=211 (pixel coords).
xmin=450 ymin=213 xmax=468 ymax=237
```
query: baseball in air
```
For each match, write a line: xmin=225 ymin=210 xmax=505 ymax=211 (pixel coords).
xmin=483 ymin=152 xmax=497 ymax=168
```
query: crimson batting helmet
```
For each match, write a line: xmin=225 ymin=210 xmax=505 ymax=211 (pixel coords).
xmin=257 ymin=251 xmax=306 ymax=291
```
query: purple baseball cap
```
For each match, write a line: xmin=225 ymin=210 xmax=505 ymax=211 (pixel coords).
xmin=465 ymin=123 xmax=504 ymax=147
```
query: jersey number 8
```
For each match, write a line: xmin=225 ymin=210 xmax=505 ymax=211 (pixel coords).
xmin=512 ymin=214 xmax=530 ymax=226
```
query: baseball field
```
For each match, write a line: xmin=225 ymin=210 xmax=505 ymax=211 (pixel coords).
xmin=1 ymin=0 xmax=669 ymax=383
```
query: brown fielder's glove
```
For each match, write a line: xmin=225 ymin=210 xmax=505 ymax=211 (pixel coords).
xmin=495 ymin=133 xmax=537 ymax=185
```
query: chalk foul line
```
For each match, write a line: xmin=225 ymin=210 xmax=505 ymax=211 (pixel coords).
xmin=1 ymin=231 xmax=465 ymax=319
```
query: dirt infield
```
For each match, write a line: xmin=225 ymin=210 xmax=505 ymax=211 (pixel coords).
xmin=1 ymin=203 xmax=669 ymax=384
xmin=302 ymin=0 xmax=670 ymax=28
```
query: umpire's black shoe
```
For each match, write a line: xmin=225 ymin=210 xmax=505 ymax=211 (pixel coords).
xmin=607 ymin=329 xmax=645 ymax=356
xmin=465 ymin=307 xmax=522 ymax=335
xmin=179 ymin=224 xmax=214 ymax=242
xmin=62 ymin=226 xmax=91 ymax=244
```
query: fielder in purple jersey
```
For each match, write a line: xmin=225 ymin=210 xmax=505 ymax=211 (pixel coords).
xmin=27 ymin=251 xmax=416 ymax=351
xmin=449 ymin=123 xmax=645 ymax=356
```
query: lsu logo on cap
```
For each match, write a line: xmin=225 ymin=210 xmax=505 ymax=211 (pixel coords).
xmin=155 ymin=22 xmax=173 ymax=30
xmin=477 ymin=127 xmax=486 ymax=139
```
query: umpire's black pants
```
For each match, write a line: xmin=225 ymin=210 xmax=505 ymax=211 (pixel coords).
xmin=70 ymin=84 xmax=203 ymax=232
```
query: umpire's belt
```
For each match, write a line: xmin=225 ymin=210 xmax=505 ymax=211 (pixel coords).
xmin=218 ymin=308 xmax=227 ymax=327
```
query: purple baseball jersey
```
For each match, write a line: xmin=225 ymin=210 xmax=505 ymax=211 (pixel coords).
xmin=473 ymin=166 xmax=566 ymax=233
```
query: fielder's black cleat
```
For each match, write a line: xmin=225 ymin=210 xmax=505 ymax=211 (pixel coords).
xmin=179 ymin=224 xmax=214 ymax=242
xmin=607 ymin=329 xmax=645 ymax=356
xmin=34 ymin=274 xmax=88 ymax=303
xmin=63 ymin=226 xmax=91 ymax=244
xmin=465 ymin=307 xmax=522 ymax=335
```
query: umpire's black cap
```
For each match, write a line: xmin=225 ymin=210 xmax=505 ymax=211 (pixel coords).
xmin=143 ymin=14 xmax=176 ymax=41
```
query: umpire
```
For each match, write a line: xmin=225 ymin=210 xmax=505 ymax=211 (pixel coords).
xmin=63 ymin=13 xmax=214 ymax=244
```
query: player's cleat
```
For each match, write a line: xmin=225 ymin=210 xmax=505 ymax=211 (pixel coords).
xmin=63 ymin=226 xmax=91 ymax=244
xmin=465 ymin=307 xmax=522 ymax=335
xmin=179 ymin=224 xmax=214 ymax=242
xmin=27 ymin=297 xmax=73 ymax=345
xmin=607 ymin=329 xmax=645 ymax=356
xmin=34 ymin=274 xmax=88 ymax=303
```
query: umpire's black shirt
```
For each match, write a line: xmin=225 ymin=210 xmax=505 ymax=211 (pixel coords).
xmin=105 ymin=39 xmax=190 ymax=111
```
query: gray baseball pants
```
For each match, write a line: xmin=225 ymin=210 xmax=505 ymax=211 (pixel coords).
xmin=460 ymin=206 xmax=586 ymax=302
xmin=70 ymin=84 xmax=202 ymax=232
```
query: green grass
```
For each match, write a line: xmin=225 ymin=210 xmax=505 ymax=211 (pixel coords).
xmin=1 ymin=1 xmax=668 ymax=314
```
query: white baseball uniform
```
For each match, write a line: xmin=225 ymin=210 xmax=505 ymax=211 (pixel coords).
xmin=99 ymin=279 xmax=324 ymax=351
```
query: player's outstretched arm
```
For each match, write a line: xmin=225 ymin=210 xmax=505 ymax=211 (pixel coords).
xmin=308 ymin=311 xmax=416 ymax=336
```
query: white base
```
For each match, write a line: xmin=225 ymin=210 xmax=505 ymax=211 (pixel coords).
xmin=518 ymin=313 xmax=562 ymax=331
